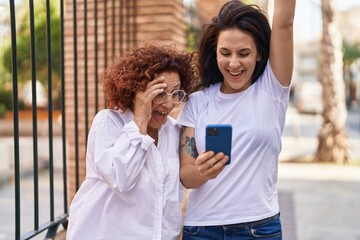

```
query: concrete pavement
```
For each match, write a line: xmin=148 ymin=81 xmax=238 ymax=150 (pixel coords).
xmin=278 ymin=162 xmax=360 ymax=240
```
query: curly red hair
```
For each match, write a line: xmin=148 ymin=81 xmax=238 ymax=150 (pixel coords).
xmin=101 ymin=43 xmax=198 ymax=111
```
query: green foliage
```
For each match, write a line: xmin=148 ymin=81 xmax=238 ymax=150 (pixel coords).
xmin=0 ymin=89 xmax=13 ymax=110
xmin=1 ymin=0 xmax=61 ymax=97
xmin=186 ymin=23 xmax=201 ymax=52
xmin=0 ymin=103 xmax=6 ymax=118
xmin=343 ymin=40 xmax=360 ymax=65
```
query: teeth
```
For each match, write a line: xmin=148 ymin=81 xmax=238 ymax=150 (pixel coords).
xmin=229 ymin=70 xmax=242 ymax=76
xmin=156 ymin=111 xmax=167 ymax=115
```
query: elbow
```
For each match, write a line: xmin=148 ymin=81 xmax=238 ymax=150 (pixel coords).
xmin=180 ymin=179 xmax=196 ymax=189
xmin=180 ymin=174 xmax=203 ymax=189
xmin=276 ymin=20 xmax=294 ymax=31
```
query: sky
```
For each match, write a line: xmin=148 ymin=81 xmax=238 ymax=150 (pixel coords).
xmin=294 ymin=0 xmax=357 ymax=42
xmin=293 ymin=0 xmax=360 ymax=42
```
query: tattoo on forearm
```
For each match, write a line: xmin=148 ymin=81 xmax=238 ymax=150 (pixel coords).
xmin=185 ymin=136 xmax=198 ymax=158
xmin=180 ymin=126 xmax=199 ymax=159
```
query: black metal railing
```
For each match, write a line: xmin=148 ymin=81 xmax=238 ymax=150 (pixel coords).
xmin=3 ymin=0 xmax=137 ymax=239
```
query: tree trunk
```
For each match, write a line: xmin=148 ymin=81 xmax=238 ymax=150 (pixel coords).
xmin=316 ymin=0 xmax=350 ymax=164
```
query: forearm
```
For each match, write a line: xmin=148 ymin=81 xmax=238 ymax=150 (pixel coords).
xmin=180 ymin=164 xmax=208 ymax=189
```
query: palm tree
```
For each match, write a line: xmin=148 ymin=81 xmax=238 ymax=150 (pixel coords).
xmin=316 ymin=0 xmax=350 ymax=164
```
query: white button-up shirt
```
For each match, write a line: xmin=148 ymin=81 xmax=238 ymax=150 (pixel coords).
xmin=67 ymin=109 xmax=183 ymax=240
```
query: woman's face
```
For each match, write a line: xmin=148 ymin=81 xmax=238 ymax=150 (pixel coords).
xmin=216 ymin=28 xmax=260 ymax=94
xmin=148 ymin=71 xmax=181 ymax=129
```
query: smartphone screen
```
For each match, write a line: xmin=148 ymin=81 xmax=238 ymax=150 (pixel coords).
xmin=205 ymin=124 xmax=232 ymax=165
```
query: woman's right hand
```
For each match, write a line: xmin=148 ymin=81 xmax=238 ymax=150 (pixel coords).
xmin=133 ymin=76 xmax=167 ymax=134
xmin=195 ymin=151 xmax=229 ymax=181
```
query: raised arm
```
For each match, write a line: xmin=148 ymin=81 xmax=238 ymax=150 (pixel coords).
xmin=269 ymin=0 xmax=296 ymax=87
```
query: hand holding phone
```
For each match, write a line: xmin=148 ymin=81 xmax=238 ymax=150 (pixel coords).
xmin=205 ymin=124 xmax=232 ymax=165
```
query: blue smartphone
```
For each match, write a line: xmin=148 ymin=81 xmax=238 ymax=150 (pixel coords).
xmin=205 ymin=124 xmax=232 ymax=165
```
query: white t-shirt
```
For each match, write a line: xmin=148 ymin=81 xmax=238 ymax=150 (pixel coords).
xmin=177 ymin=62 xmax=290 ymax=226
xmin=67 ymin=109 xmax=183 ymax=240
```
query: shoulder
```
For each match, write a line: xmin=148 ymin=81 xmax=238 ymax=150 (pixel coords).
xmin=257 ymin=61 xmax=291 ymax=100
xmin=92 ymin=109 xmax=130 ymax=127
xmin=166 ymin=115 xmax=176 ymax=125
xmin=163 ymin=116 xmax=180 ymax=133
xmin=188 ymin=84 xmax=217 ymax=102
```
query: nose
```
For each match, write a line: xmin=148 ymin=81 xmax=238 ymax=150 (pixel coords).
xmin=229 ymin=56 xmax=240 ymax=68
xmin=162 ymin=95 xmax=174 ymax=109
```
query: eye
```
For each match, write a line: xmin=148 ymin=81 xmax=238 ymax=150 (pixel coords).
xmin=157 ymin=92 xmax=167 ymax=98
xmin=239 ymin=53 xmax=250 ymax=58
xmin=158 ymin=91 xmax=167 ymax=97
xmin=220 ymin=52 xmax=231 ymax=57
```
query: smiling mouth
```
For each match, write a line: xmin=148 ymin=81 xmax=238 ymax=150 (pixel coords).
xmin=153 ymin=111 xmax=168 ymax=120
xmin=229 ymin=70 xmax=244 ymax=77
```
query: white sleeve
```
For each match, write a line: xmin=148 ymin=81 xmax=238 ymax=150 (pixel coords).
xmin=92 ymin=116 xmax=154 ymax=193
xmin=261 ymin=61 xmax=291 ymax=101
xmin=177 ymin=91 xmax=204 ymax=128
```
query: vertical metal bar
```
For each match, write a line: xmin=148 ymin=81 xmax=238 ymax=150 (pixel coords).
xmin=112 ymin=0 xmax=115 ymax=57
xmin=103 ymin=0 xmax=108 ymax=108
xmin=104 ymin=0 xmax=107 ymax=67
xmin=132 ymin=0 xmax=136 ymax=48
xmin=45 ymin=0 xmax=55 ymax=221
xmin=84 ymin=0 xmax=89 ymax=140
xmin=73 ymin=0 xmax=79 ymax=190
xmin=9 ymin=0 xmax=21 ymax=238
xmin=119 ymin=0 xmax=123 ymax=56
xmin=126 ymin=0 xmax=130 ymax=51
xmin=28 ymin=0 xmax=40 ymax=230
xmin=95 ymin=0 xmax=99 ymax=112
xmin=60 ymin=0 xmax=68 ymax=213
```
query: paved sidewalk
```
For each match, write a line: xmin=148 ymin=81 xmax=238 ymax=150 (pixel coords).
xmin=278 ymin=162 xmax=360 ymax=240
xmin=280 ymin=136 xmax=360 ymax=164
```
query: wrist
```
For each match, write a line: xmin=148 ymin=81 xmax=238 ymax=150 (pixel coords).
xmin=134 ymin=117 xmax=148 ymax=135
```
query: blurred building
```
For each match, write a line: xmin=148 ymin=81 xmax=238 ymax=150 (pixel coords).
xmin=337 ymin=7 xmax=360 ymax=45
xmin=292 ymin=40 xmax=321 ymax=95
xmin=195 ymin=0 xmax=269 ymax=27
xmin=196 ymin=0 xmax=228 ymax=26
xmin=292 ymin=5 xmax=360 ymax=108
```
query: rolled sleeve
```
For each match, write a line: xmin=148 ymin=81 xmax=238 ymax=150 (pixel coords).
xmin=122 ymin=121 xmax=154 ymax=150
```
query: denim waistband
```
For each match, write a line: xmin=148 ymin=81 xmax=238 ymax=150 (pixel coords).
xmin=224 ymin=212 xmax=280 ymax=228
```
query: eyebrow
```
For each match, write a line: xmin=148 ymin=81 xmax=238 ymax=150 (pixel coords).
xmin=171 ymin=83 xmax=181 ymax=89
xmin=219 ymin=47 xmax=252 ymax=53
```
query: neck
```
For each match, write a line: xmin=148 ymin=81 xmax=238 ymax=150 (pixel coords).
xmin=147 ymin=127 xmax=158 ymax=146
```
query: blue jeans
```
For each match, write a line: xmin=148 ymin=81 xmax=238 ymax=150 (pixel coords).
xmin=182 ymin=213 xmax=282 ymax=240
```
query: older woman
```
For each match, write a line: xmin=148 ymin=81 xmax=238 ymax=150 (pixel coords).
xmin=67 ymin=43 xmax=197 ymax=240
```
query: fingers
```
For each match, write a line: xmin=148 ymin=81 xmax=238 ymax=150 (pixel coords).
xmin=135 ymin=81 xmax=165 ymax=104
xmin=141 ymin=76 xmax=167 ymax=101
xmin=195 ymin=151 xmax=229 ymax=180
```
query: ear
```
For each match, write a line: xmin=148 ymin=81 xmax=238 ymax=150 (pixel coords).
xmin=256 ymin=55 xmax=261 ymax=62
